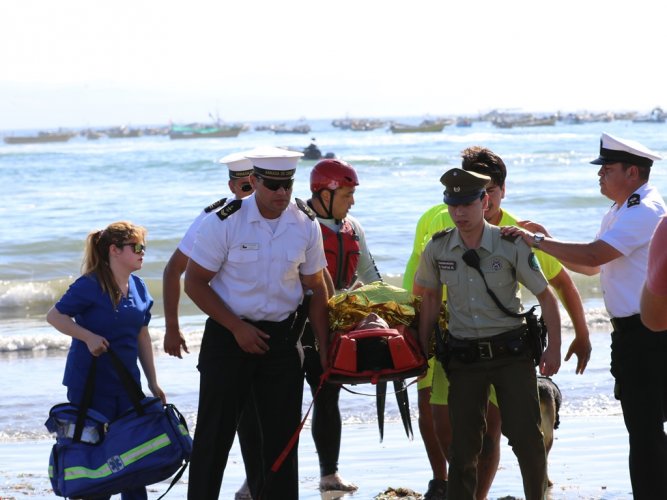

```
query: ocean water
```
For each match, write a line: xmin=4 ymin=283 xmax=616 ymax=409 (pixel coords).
xmin=1 ymin=117 xmax=666 ymax=444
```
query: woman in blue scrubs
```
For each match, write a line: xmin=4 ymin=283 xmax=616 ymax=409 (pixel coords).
xmin=47 ymin=220 xmax=165 ymax=500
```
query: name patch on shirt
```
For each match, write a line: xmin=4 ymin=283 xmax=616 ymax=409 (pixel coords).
xmin=438 ymin=260 xmax=457 ymax=271
xmin=241 ymin=243 xmax=259 ymax=250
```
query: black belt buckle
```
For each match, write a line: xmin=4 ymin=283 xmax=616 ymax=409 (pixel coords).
xmin=478 ymin=341 xmax=493 ymax=360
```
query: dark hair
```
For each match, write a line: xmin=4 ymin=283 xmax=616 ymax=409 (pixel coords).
xmin=83 ymin=221 xmax=146 ymax=307
xmin=621 ymin=162 xmax=650 ymax=181
xmin=460 ymin=146 xmax=507 ymax=187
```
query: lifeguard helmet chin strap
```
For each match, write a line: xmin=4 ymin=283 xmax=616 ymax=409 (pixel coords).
xmin=315 ymin=189 xmax=339 ymax=222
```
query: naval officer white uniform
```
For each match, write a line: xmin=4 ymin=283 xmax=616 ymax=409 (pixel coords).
xmin=185 ymin=147 xmax=329 ymax=500
xmin=502 ymin=132 xmax=667 ymax=500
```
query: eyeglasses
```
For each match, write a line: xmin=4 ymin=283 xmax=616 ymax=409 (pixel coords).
xmin=120 ymin=243 xmax=146 ymax=254
xmin=255 ymin=175 xmax=294 ymax=192
xmin=240 ymin=183 xmax=253 ymax=193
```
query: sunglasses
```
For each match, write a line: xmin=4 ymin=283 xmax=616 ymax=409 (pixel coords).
xmin=256 ymin=175 xmax=294 ymax=192
xmin=120 ymin=243 xmax=146 ymax=254
xmin=239 ymin=183 xmax=253 ymax=193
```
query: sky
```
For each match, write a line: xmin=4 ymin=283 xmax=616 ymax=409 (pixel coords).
xmin=1 ymin=0 xmax=664 ymax=130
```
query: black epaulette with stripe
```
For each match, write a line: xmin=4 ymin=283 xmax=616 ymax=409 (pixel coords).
xmin=216 ymin=199 xmax=242 ymax=221
xmin=295 ymin=198 xmax=316 ymax=221
xmin=432 ymin=228 xmax=454 ymax=240
xmin=204 ymin=197 xmax=228 ymax=213
xmin=627 ymin=193 xmax=640 ymax=208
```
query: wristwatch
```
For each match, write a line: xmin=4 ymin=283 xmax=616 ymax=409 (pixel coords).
xmin=533 ymin=232 xmax=545 ymax=249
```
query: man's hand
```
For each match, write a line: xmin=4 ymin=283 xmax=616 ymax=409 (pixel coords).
xmin=500 ymin=225 xmax=535 ymax=247
xmin=564 ymin=335 xmax=592 ymax=374
xmin=539 ymin=344 xmax=561 ymax=377
xmin=517 ymin=220 xmax=551 ymax=238
xmin=163 ymin=326 xmax=189 ymax=358
xmin=232 ymin=321 xmax=271 ymax=354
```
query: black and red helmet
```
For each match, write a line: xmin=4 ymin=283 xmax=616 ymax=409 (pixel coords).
xmin=310 ymin=159 xmax=359 ymax=193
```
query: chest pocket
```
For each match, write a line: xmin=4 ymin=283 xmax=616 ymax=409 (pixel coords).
xmin=228 ymin=247 xmax=260 ymax=264
xmin=440 ymin=269 xmax=459 ymax=287
xmin=227 ymin=247 xmax=260 ymax=283
xmin=485 ymin=263 xmax=514 ymax=288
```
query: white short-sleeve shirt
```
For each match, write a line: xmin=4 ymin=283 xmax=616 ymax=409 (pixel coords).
xmin=597 ymin=183 xmax=667 ymax=318
xmin=177 ymin=196 xmax=232 ymax=258
xmin=190 ymin=194 xmax=327 ymax=322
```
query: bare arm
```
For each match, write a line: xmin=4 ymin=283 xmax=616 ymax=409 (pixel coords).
xmin=502 ymin=225 xmax=622 ymax=275
xmin=535 ymin=286 xmax=561 ymax=377
xmin=322 ymin=266 xmax=335 ymax=297
xmin=640 ymin=284 xmax=667 ymax=332
xmin=548 ymin=268 xmax=591 ymax=374
xmin=184 ymin=259 xmax=270 ymax=354
xmin=417 ymin=286 xmax=443 ymax=356
xmin=137 ymin=326 xmax=166 ymax=403
xmin=162 ymin=249 xmax=189 ymax=357
xmin=46 ymin=306 xmax=109 ymax=356
xmin=301 ymin=270 xmax=330 ymax=369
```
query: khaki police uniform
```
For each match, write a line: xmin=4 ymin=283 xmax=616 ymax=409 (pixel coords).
xmin=186 ymin=148 xmax=326 ymax=500
xmin=415 ymin=168 xmax=550 ymax=500
xmin=591 ymin=133 xmax=667 ymax=499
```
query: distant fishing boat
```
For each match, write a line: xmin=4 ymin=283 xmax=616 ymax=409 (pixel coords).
xmin=3 ymin=131 xmax=73 ymax=144
xmin=332 ymin=118 xmax=386 ymax=131
xmin=492 ymin=114 xmax=556 ymax=128
xmin=168 ymin=123 xmax=243 ymax=139
xmin=455 ymin=117 xmax=473 ymax=127
xmin=272 ymin=123 xmax=311 ymax=134
xmin=389 ymin=119 xmax=450 ymax=133
xmin=632 ymin=107 xmax=666 ymax=124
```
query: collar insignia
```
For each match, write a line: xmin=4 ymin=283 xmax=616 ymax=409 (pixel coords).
xmin=627 ymin=193 xmax=640 ymax=208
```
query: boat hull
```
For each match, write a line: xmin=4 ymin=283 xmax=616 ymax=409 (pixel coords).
xmin=169 ymin=127 xmax=242 ymax=139
xmin=4 ymin=134 xmax=72 ymax=144
xmin=390 ymin=123 xmax=445 ymax=133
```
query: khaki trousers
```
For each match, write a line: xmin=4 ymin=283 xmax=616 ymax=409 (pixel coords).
xmin=446 ymin=352 xmax=546 ymax=500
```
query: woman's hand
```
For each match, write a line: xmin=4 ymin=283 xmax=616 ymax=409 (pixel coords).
xmin=148 ymin=381 xmax=167 ymax=405
xmin=85 ymin=333 xmax=109 ymax=357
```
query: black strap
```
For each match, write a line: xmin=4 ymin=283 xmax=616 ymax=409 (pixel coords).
xmin=73 ymin=356 xmax=97 ymax=442
xmin=462 ymin=249 xmax=536 ymax=319
xmin=156 ymin=461 xmax=189 ymax=500
xmin=72 ymin=348 xmax=147 ymax=442
xmin=106 ymin=348 xmax=146 ymax=415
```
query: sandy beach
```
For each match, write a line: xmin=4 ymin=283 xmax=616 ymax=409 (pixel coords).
xmin=0 ymin=411 xmax=632 ymax=500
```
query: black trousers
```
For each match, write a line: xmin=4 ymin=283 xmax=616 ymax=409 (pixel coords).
xmin=610 ymin=315 xmax=667 ymax=500
xmin=187 ymin=316 xmax=303 ymax=500
xmin=301 ymin=323 xmax=343 ymax=477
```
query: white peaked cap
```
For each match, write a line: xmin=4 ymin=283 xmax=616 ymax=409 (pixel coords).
xmin=245 ymin=146 xmax=303 ymax=177
xmin=591 ymin=133 xmax=662 ymax=168
xmin=218 ymin=152 xmax=254 ymax=179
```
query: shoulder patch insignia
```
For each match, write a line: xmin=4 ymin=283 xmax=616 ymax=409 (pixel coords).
xmin=627 ymin=193 xmax=640 ymax=208
xmin=501 ymin=233 xmax=521 ymax=242
xmin=216 ymin=199 xmax=242 ymax=221
xmin=204 ymin=197 xmax=228 ymax=213
xmin=432 ymin=228 xmax=454 ymax=240
xmin=295 ymin=198 xmax=316 ymax=220
xmin=528 ymin=252 xmax=542 ymax=272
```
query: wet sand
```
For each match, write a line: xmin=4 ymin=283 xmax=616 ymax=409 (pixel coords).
xmin=0 ymin=414 xmax=631 ymax=499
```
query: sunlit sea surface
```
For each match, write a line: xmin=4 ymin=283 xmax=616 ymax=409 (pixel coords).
xmin=2 ymin=117 xmax=666 ymax=441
